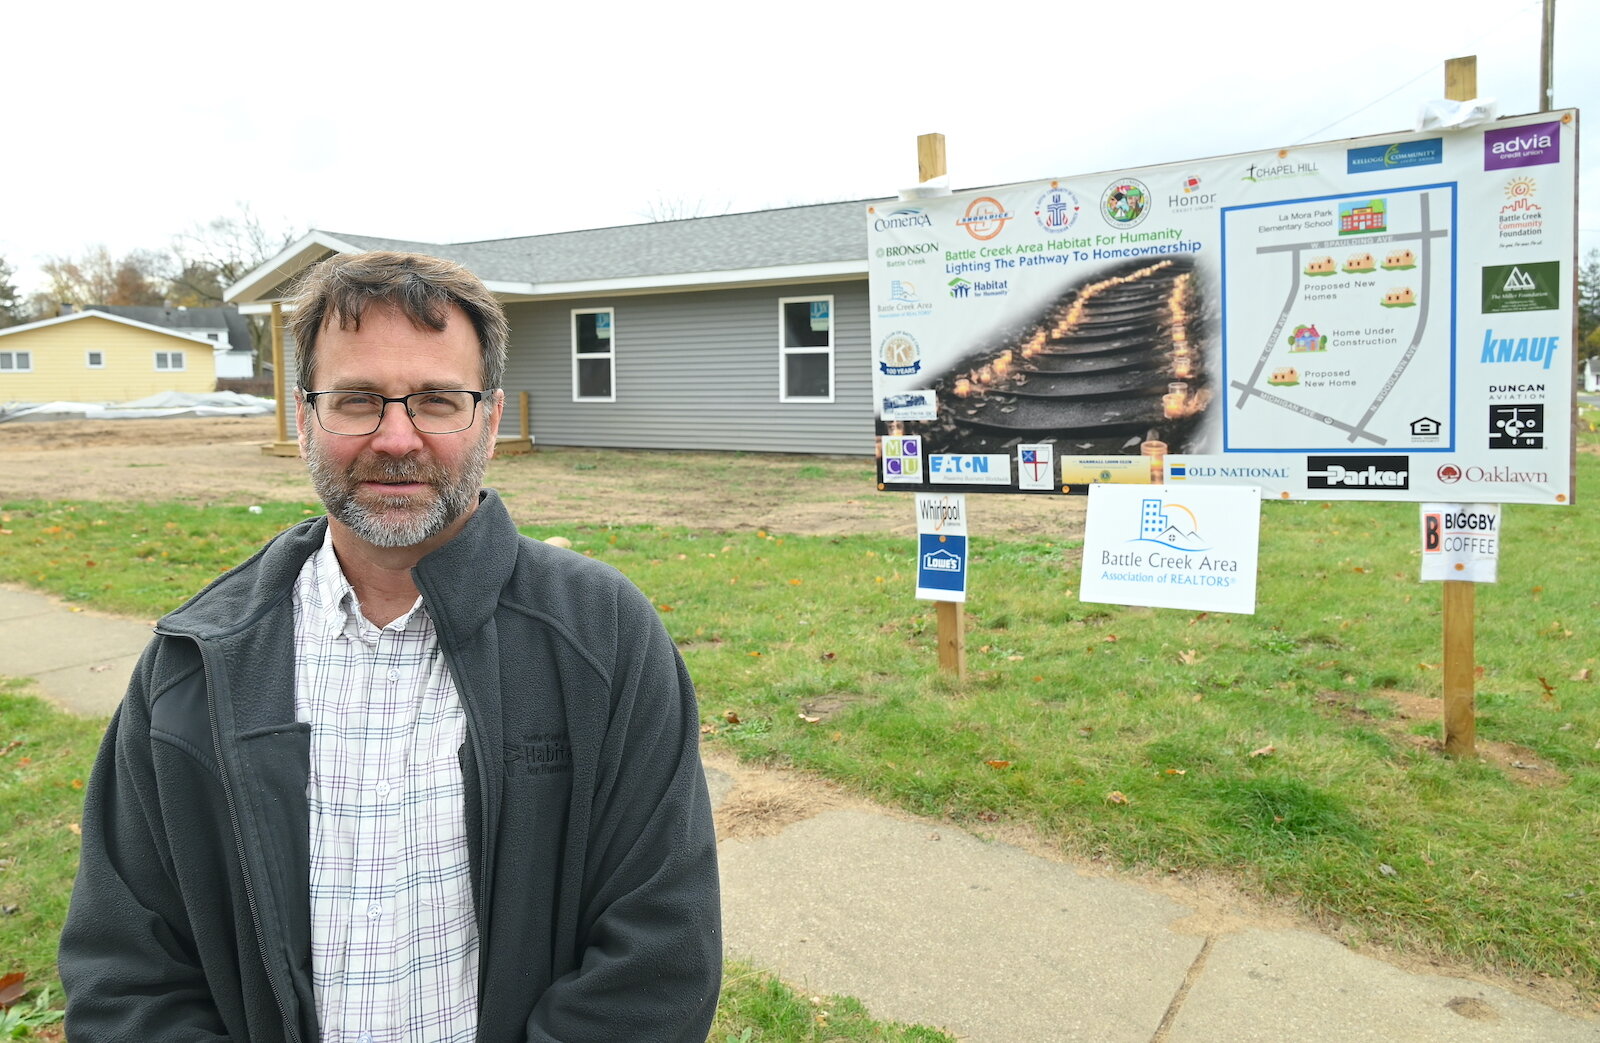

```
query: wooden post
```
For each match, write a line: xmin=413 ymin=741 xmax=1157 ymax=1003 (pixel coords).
xmin=915 ymin=132 xmax=965 ymax=678
xmin=1441 ymin=56 xmax=1477 ymax=757
xmin=271 ymin=301 xmax=287 ymax=444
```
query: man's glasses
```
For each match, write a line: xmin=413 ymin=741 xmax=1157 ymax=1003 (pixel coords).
xmin=303 ymin=390 xmax=487 ymax=435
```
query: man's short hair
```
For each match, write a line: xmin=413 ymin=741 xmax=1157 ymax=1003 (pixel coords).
xmin=289 ymin=251 xmax=510 ymax=391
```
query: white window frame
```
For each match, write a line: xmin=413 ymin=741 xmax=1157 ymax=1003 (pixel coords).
xmin=86 ymin=350 xmax=105 ymax=369
xmin=778 ymin=295 xmax=835 ymax=403
xmin=571 ymin=307 xmax=616 ymax=402
xmin=1 ymin=350 xmax=33 ymax=372
xmin=155 ymin=350 xmax=187 ymax=371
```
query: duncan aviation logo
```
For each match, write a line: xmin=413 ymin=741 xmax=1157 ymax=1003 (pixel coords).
xmin=1306 ymin=456 xmax=1410 ymax=490
xmin=873 ymin=207 xmax=935 ymax=232
xmin=1488 ymin=404 xmax=1543 ymax=449
xmin=956 ymin=196 xmax=1014 ymax=241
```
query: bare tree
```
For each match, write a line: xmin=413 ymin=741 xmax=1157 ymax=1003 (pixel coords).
xmin=36 ymin=246 xmax=170 ymax=310
xmin=634 ymin=194 xmax=734 ymax=223
xmin=167 ymin=203 xmax=298 ymax=308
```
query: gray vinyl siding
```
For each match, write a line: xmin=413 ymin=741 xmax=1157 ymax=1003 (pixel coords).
xmin=498 ymin=280 xmax=873 ymax=455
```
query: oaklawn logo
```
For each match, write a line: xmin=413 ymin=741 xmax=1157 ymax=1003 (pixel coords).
xmin=1306 ymin=455 xmax=1410 ymax=490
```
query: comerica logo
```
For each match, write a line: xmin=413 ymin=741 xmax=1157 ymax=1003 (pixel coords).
xmin=1306 ymin=455 xmax=1410 ymax=490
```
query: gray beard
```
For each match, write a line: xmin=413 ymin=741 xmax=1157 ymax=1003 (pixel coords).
xmin=304 ymin=422 xmax=493 ymax=548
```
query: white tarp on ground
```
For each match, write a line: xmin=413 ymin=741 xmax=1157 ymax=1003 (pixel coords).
xmin=0 ymin=391 xmax=275 ymax=423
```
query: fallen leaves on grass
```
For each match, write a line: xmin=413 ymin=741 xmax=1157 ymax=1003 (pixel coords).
xmin=1574 ymin=668 xmax=1593 ymax=682
xmin=797 ymin=712 xmax=821 ymax=724
xmin=1178 ymin=649 xmax=1201 ymax=665
xmin=1539 ymin=677 xmax=1558 ymax=702
xmin=1105 ymin=791 xmax=1130 ymax=805
xmin=723 ymin=711 xmax=742 ymax=725
xmin=984 ymin=760 xmax=1012 ymax=770
xmin=1249 ymin=745 xmax=1276 ymax=758
xmin=0 ymin=972 xmax=28 ymax=1007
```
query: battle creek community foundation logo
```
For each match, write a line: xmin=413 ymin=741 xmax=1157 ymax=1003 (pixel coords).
xmin=1100 ymin=178 xmax=1150 ymax=229
xmin=878 ymin=331 xmax=922 ymax=376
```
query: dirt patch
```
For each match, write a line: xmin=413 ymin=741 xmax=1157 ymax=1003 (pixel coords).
xmin=0 ymin=416 xmax=1087 ymax=540
xmin=705 ymin=748 xmax=855 ymax=840
xmin=1317 ymin=688 xmax=1571 ymax=788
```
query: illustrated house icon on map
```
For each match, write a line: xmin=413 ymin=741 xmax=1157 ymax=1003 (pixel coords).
xmin=1410 ymin=417 xmax=1441 ymax=436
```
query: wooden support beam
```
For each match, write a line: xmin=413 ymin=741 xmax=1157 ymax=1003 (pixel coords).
xmin=262 ymin=301 xmax=299 ymax=456
xmin=917 ymin=133 xmax=946 ymax=185
xmin=936 ymin=601 xmax=965 ymax=678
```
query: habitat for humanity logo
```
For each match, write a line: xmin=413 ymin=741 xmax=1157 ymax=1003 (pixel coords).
xmin=878 ymin=331 xmax=922 ymax=375
xmin=873 ymin=207 xmax=935 ymax=232
xmin=1130 ymin=498 xmax=1211 ymax=552
xmin=1347 ymin=138 xmax=1443 ymax=173
xmin=948 ymin=277 xmax=1009 ymax=299
xmin=956 ymin=196 xmax=1013 ymax=241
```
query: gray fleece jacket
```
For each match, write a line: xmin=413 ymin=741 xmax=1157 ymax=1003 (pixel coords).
xmin=59 ymin=490 xmax=721 ymax=1041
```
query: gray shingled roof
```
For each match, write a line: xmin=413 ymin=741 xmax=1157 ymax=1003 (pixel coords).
xmin=85 ymin=305 xmax=255 ymax=352
xmin=324 ymin=198 xmax=878 ymax=284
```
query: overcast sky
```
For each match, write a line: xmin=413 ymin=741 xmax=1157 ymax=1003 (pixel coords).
xmin=3 ymin=0 xmax=1594 ymax=295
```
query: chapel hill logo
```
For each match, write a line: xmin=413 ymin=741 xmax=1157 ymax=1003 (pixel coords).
xmin=1129 ymin=498 xmax=1211 ymax=552
xmin=878 ymin=331 xmax=922 ymax=376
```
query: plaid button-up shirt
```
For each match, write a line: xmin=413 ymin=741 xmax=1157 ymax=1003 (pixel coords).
xmin=292 ymin=532 xmax=479 ymax=1042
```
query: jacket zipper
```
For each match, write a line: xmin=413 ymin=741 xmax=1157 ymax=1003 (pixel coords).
xmin=179 ymin=631 xmax=304 ymax=1043
xmin=439 ymin=640 xmax=492 ymax=997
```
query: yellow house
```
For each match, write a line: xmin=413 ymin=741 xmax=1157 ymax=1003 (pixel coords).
xmin=0 ymin=311 xmax=218 ymax=403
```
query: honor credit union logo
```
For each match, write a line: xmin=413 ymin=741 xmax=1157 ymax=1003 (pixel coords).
xmin=957 ymin=196 xmax=1013 ymax=241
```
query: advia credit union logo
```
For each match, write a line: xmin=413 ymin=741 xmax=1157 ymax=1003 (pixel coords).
xmin=878 ymin=331 xmax=922 ymax=376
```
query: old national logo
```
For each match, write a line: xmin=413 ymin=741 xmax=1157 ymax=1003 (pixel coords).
xmin=878 ymin=331 xmax=922 ymax=376
xmin=957 ymin=196 xmax=1014 ymax=241
xmin=1033 ymin=184 xmax=1080 ymax=234
xmin=1481 ymin=261 xmax=1559 ymax=313
xmin=1489 ymin=404 xmax=1543 ymax=449
xmin=1100 ymin=178 xmax=1150 ymax=229
xmin=1347 ymin=138 xmax=1443 ymax=174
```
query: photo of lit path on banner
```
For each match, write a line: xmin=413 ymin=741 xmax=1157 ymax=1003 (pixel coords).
xmin=868 ymin=109 xmax=1577 ymax=505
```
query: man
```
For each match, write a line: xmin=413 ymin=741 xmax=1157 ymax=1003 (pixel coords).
xmin=60 ymin=251 xmax=722 ymax=1042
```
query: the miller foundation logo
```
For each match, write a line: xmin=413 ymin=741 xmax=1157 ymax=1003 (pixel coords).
xmin=1481 ymin=261 xmax=1559 ymax=313
xmin=1306 ymin=455 xmax=1410 ymax=490
xmin=1488 ymin=404 xmax=1543 ymax=449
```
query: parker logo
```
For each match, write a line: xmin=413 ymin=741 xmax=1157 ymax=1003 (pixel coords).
xmin=1306 ymin=455 xmax=1410 ymax=490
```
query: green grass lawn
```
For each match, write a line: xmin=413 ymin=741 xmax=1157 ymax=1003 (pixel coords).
xmin=1 ymin=427 xmax=1597 ymax=1029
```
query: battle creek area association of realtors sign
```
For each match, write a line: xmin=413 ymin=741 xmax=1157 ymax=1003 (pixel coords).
xmin=868 ymin=110 xmax=1577 ymax=506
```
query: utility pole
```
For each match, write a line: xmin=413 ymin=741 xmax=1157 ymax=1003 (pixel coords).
xmin=1539 ymin=0 xmax=1556 ymax=110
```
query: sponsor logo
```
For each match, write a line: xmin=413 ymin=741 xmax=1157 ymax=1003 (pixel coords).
xmin=1306 ymin=455 xmax=1410 ymax=490
xmin=881 ymin=435 xmax=922 ymax=482
xmin=1423 ymin=509 xmax=1499 ymax=555
xmin=1348 ymin=138 xmax=1444 ymax=173
xmin=1436 ymin=462 xmax=1549 ymax=485
xmin=922 ymin=547 xmax=962 ymax=572
xmin=506 ymin=732 xmax=573 ymax=776
xmin=874 ymin=241 xmax=939 ymax=259
xmin=1128 ymin=497 xmax=1211 ymax=552
xmin=1169 ymin=173 xmax=1216 ymax=211
xmin=1017 ymin=444 xmax=1055 ymax=490
xmin=928 ymin=453 xmax=1012 ymax=485
xmin=1338 ymin=198 xmax=1387 ymax=235
xmin=917 ymin=495 xmax=965 ymax=531
xmin=1409 ymin=417 xmax=1442 ymax=443
xmin=947 ymin=276 xmax=1009 ymax=299
xmin=1487 ymin=382 xmax=1545 ymax=402
xmin=1481 ymin=261 xmax=1560 ymax=313
xmin=881 ymin=391 xmax=937 ymax=422
xmin=957 ymin=196 xmax=1013 ymax=241
xmin=1034 ymin=184 xmax=1081 ymax=234
xmin=1172 ymin=465 xmax=1291 ymax=479
xmin=1497 ymin=176 xmax=1543 ymax=246
xmin=1484 ymin=120 xmax=1561 ymax=171
xmin=876 ymin=279 xmax=933 ymax=319
xmin=873 ymin=207 xmax=935 ymax=232
xmin=1100 ymin=178 xmax=1150 ymax=229
xmin=1489 ymin=403 xmax=1544 ymax=449
xmin=877 ymin=331 xmax=922 ymax=376
xmin=1240 ymin=158 xmax=1319 ymax=183
xmin=1479 ymin=329 xmax=1561 ymax=370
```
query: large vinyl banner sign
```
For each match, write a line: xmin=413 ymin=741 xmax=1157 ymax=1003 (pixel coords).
xmin=868 ymin=111 xmax=1578 ymax=505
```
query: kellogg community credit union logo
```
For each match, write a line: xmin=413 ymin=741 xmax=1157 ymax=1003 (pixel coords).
xmin=878 ymin=331 xmax=922 ymax=376
xmin=956 ymin=196 xmax=1013 ymax=241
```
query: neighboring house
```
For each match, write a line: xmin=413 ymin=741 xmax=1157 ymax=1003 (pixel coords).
xmin=0 ymin=311 xmax=218 ymax=402
xmin=1585 ymin=356 xmax=1599 ymax=394
xmin=84 ymin=305 xmax=257 ymax=379
xmin=226 ymin=201 xmax=875 ymax=455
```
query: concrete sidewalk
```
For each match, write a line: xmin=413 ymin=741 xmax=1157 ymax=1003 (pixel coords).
xmin=5 ymin=584 xmax=1596 ymax=1041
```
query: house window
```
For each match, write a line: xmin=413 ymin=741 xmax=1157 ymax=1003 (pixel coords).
xmin=86 ymin=351 xmax=105 ymax=369
xmin=155 ymin=351 xmax=186 ymax=371
xmin=0 ymin=350 xmax=32 ymax=372
xmin=572 ymin=308 xmax=615 ymax=401
xmin=778 ymin=296 xmax=834 ymax=402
